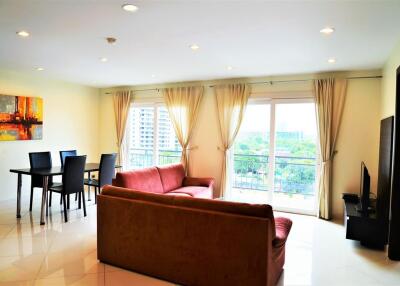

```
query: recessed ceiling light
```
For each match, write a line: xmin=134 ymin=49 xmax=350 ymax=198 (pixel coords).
xmin=151 ymin=74 xmax=156 ymax=78
xmin=36 ymin=67 xmax=44 ymax=71
xmin=16 ymin=30 xmax=30 ymax=37
xmin=122 ymin=4 xmax=138 ymax=12
xmin=227 ymin=66 xmax=233 ymax=71
xmin=106 ymin=37 xmax=117 ymax=45
xmin=190 ymin=44 xmax=200 ymax=51
xmin=328 ymin=58 xmax=336 ymax=63
xmin=100 ymin=57 xmax=108 ymax=62
xmin=320 ymin=27 xmax=335 ymax=35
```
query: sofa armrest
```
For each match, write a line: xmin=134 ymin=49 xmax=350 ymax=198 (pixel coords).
xmin=272 ymin=217 xmax=293 ymax=248
xmin=183 ymin=177 xmax=215 ymax=189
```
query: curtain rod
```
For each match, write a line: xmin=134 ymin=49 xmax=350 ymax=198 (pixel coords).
xmin=209 ymin=75 xmax=382 ymax=88
xmin=104 ymin=75 xmax=382 ymax=94
xmin=105 ymin=88 xmax=159 ymax=95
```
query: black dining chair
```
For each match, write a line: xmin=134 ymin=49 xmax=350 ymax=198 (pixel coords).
xmin=49 ymin=155 xmax=87 ymax=222
xmin=60 ymin=150 xmax=77 ymax=167
xmin=59 ymin=150 xmax=78 ymax=204
xmin=29 ymin=152 xmax=57 ymax=211
xmin=84 ymin=153 xmax=117 ymax=203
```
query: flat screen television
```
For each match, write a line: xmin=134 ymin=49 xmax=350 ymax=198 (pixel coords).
xmin=357 ymin=161 xmax=371 ymax=215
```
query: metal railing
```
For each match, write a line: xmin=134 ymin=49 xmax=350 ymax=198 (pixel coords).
xmin=233 ymin=154 xmax=317 ymax=196
xmin=233 ymin=154 xmax=269 ymax=191
xmin=158 ymin=150 xmax=181 ymax=165
xmin=128 ymin=148 xmax=181 ymax=168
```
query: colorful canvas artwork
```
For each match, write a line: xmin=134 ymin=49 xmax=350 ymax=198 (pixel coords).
xmin=0 ymin=94 xmax=43 ymax=141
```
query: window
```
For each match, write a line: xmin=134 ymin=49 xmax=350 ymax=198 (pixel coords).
xmin=125 ymin=105 xmax=181 ymax=169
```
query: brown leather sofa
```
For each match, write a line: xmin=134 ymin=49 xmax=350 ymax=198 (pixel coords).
xmin=97 ymin=185 xmax=292 ymax=286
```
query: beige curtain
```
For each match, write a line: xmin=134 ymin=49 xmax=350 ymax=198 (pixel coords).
xmin=163 ymin=86 xmax=204 ymax=174
xmin=314 ymin=78 xmax=347 ymax=219
xmin=113 ymin=90 xmax=134 ymax=168
xmin=215 ymin=83 xmax=250 ymax=197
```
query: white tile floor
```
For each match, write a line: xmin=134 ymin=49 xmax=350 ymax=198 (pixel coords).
xmin=0 ymin=192 xmax=399 ymax=285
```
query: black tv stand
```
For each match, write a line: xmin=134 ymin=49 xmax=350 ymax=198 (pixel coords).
xmin=355 ymin=204 xmax=375 ymax=214
xmin=343 ymin=195 xmax=386 ymax=249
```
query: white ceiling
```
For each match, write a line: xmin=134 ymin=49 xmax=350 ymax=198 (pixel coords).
xmin=1 ymin=0 xmax=400 ymax=88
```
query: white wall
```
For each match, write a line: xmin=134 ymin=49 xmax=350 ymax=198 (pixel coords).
xmin=381 ymin=40 xmax=400 ymax=118
xmin=99 ymin=70 xmax=381 ymax=219
xmin=0 ymin=70 xmax=100 ymax=202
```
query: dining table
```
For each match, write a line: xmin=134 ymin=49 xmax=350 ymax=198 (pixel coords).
xmin=10 ymin=163 xmax=121 ymax=225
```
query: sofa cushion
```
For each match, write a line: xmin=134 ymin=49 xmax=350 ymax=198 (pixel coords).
xmin=113 ymin=167 xmax=164 ymax=194
xmin=157 ymin=163 xmax=185 ymax=193
xmin=164 ymin=192 xmax=191 ymax=197
xmin=168 ymin=186 xmax=212 ymax=199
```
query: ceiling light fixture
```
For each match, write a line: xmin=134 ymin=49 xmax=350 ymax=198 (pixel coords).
xmin=151 ymin=74 xmax=156 ymax=78
xmin=100 ymin=57 xmax=108 ymax=62
xmin=36 ymin=67 xmax=44 ymax=71
xmin=106 ymin=37 xmax=117 ymax=45
xmin=122 ymin=4 xmax=138 ymax=12
xmin=190 ymin=44 xmax=200 ymax=51
xmin=320 ymin=27 xmax=335 ymax=35
xmin=227 ymin=66 xmax=233 ymax=71
xmin=328 ymin=58 xmax=336 ymax=63
xmin=17 ymin=30 xmax=30 ymax=37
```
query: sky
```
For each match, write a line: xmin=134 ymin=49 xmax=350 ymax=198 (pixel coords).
xmin=240 ymin=103 xmax=317 ymax=136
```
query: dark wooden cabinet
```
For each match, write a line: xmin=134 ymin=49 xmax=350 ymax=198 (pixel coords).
xmin=388 ymin=66 xmax=400 ymax=260
xmin=344 ymin=198 xmax=387 ymax=249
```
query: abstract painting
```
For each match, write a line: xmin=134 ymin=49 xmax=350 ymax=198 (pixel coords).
xmin=0 ymin=94 xmax=43 ymax=141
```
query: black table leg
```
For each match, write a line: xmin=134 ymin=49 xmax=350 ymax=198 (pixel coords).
xmin=87 ymin=171 xmax=91 ymax=201
xmin=16 ymin=173 xmax=22 ymax=218
xmin=46 ymin=189 xmax=49 ymax=217
xmin=40 ymin=176 xmax=49 ymax=225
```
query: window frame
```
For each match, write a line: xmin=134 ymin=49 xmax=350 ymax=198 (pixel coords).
xmin=233 ymin=97 xmax=319 ymax=215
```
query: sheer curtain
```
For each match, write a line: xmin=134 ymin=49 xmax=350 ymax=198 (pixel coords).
xmin=163 ymin=86 xmax=204 ymax=174
xmin=113 ymin=90 xmax=134 ymax=169
xmin=314 ymin=78 xmax=347 ymax=219
xmin=214 ymin=83 xmax=250 ymax=197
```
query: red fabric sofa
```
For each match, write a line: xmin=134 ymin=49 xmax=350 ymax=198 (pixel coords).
xmin=112 ymin=163 xmax=214 ymax=199
xmin=97 ymin=186 xmax=292 ymax=286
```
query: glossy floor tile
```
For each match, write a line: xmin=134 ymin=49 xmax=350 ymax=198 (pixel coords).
xmin=0 ymin=192 xmax=399 ymax=285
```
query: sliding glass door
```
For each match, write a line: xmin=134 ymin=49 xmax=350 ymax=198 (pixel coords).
xmin=232 ymin=99 xmax=318 ymax=214
xmin=232 ymin=104 xmax=272 ymax=202
xmin=273 ymin=102 xmax=318 ymax=213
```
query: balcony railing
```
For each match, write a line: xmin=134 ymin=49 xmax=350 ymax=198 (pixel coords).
xmin=234 ymin=154 xmax=269 ymax=191
xmin=233 ymin=154 xmax=317 ymax=196
xmin=128 ymin=148 xmax=181 ymax=169
xmin=274 ymin=155 xmax=317 ymax=196
xmin=158 ymin=150 xmax=181 ymax=165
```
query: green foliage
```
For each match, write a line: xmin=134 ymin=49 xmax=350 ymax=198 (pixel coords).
xmin=234 ymin=132 xmax=317 ymax=195
xmin=234 ymin=132 xmax=269 ymax=155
